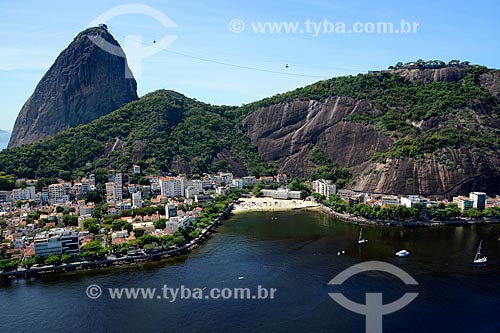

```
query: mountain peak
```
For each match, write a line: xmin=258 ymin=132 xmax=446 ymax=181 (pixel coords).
xmin=8 ymin=26 xmax=138 ymax=148
xmin=73 ymin=25 xmax=111 ymax=42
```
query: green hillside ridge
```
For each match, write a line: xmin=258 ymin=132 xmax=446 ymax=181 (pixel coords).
xmin=1 ymin=61 xmax=499 ymax=192
xmin=234 ymin=64 xmax=499 ymax=162
xmin=0 ymin=90 xmax=274 ymax=180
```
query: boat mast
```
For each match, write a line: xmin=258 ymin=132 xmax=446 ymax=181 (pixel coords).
xmin=475 ymin=241 xmax=482 ymax=261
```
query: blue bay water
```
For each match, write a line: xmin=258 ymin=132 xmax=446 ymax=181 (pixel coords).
xmin=0 ymin=210 xmax=499 ymax=332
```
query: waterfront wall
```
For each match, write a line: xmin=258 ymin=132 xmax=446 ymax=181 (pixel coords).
xmin=319 ymin=205 xmax=500 ymax=227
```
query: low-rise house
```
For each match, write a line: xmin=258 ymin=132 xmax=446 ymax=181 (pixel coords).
xmin=337 ymin=189 xmax=354 ymax=199
xmin=348 ymin=193 xmax=365 ymax=206
xmin=275 ymin=174 xmax=287 ymax=184
xmin=259 ymin=176 xmax=275 ymax=184
xmin=216 ymin=186 xmax=229 ymax=195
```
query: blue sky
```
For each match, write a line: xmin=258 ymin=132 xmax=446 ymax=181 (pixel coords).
xmin=1 ymin=0 xmax=500 ymax=132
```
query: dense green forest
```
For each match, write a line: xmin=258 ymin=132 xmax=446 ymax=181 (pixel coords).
xmin=0 ymin=90 xmax=274 ymax=181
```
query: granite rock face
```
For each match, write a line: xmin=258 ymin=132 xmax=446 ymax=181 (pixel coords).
xmin=241 ymin=68 xmax=500 ymax=196
xmin=242 ymin=96 xmax=394 ymax=179
xmin=394 ymin=67 xmax=467 ymax=84
xmin=480 ymin=70 xmax=500 ymax=101
xmin=8 ymin=27 xmax=138 ymax=147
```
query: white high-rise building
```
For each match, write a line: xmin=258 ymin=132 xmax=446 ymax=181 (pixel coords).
xmin=469 ymin=192 xmax=486 ymax=211
xmin=106 ymin=172 xmax=123 ymax=202
xmin=132 ymin=192 xmax=142 ymax=209
xmin=114 ymin=173 xmax=123 ymax=201
xmin=312 ymin=179 xmax=336 ymax=198
xmin=105 ymin=182 xmax=115 ymax=201
xmin=48 ymin=184 xmax=68 ymax=205
xmin=11 ymin=186 xmax=36 ymax=201
xmin=165 ymin=204 xmax=177 ymax=219
xmin=74 ymin=180 xmax=91 ymax=197
xmin=218 ymin=172 xmax=233 ymax=185
xmin=159 ymin=177 xmax=185 ymax=197
xmin=186 ymin=180 xmax=204 ymax=192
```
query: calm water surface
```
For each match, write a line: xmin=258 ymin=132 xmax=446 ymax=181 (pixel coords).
xmin=1 ymin=210 xmax=499 ymax=333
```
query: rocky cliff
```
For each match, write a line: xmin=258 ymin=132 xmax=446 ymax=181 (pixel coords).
xmin=394 ymin=66 xmax=466 ymax=84
xmin=8 ymin=26 xmax=138 ymax=147
xmin=242 ymin=96 xmax=393 ymax=176
xmin=480 ymin=70 xmax=500 ymax=101
xmin=242 ymin=66 xmax=500 ymax=196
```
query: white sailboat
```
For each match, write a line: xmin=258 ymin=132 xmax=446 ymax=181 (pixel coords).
xmin=473 ymin=240 xmax=487 ymax=264
xmin=358 ymin=228 xmax=368 ymax=244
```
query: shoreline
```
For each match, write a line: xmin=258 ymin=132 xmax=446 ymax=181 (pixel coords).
xmin=2 ymin=198 xmax=499 ymax=280
xmin=232 ymin=197 xmax=321 ymax=213
xmin=233 ymin=197 xmax=500 ymax=227
xmin=0 ymin=203 xmax=235 ymax=280
xmin=319 ymin=205 xmax=500 ymax=228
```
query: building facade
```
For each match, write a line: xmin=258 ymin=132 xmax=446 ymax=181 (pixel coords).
xmin=469 ymin=192 xmax=486 ymax=211
xmin=381 ymin=196 xmax=400 ymax=206
xmin=132 ymin=191 xmax=142 ymax=209
xmin=312 ymin=179 xmax=336 ymax=198
xmin=48 ymin=184 xmax=68 ymax=205
xmin=261 ymin=188 xmax=301 ymax=199
xmin=159 ymin=177 xmax=185 ymax=197
xmin=34 ymin=237 xmax=63 ymax=257
xmin=401 ymin=195 xmax=428 ymax=219
xmin=453 ymin=196 xmax=474 ymax=211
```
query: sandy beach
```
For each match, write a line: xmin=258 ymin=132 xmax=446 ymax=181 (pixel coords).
xmin=232 ymin=197 xmax=320 ymax=213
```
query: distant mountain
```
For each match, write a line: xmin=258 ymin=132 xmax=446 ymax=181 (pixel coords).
xmin=1 ymin=62 xmax=500 ymax=197
xmin=0 ymin=130 xmax=11 ymax=150
xmin=8 ymin=26 xmax=138 ymax=148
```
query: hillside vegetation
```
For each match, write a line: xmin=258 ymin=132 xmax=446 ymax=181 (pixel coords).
xmin=237 ymin=65 xmax=499 ymax=161
xmin=1 ymin=61 xmax=500 ymax=196
xmin=0 ymin=90 xmax=274 ymax=180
